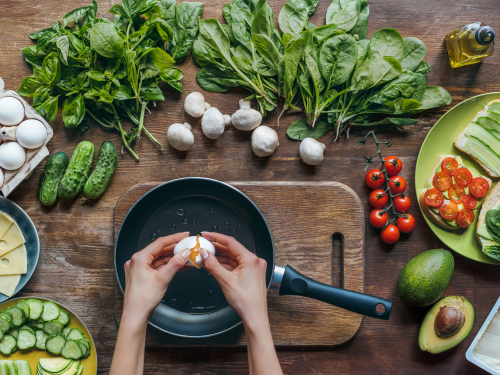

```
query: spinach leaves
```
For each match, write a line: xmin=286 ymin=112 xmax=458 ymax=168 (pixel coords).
xmin=19 ymin=0 xmax=203 ymax=161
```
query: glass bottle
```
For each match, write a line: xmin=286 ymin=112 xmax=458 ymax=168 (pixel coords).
xmin=445 ymin=22 xmax=495 ymax=68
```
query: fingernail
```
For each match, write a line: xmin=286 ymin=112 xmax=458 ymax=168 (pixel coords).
xmin=201 ymin=249 xmax=209 ymax=260
xmin=181 ymin=249 xmax=191 ymax=259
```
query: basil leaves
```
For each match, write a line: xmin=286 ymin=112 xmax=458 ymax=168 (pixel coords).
xmin=18 ymin=0 xmax=203 ymax=161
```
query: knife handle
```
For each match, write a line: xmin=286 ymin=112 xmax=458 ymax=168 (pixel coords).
xmin=278 ymin=265 xmax=392 ymax=320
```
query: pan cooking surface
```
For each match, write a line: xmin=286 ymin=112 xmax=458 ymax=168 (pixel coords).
xmin=138 ymin=195 xmax=254 ymax=314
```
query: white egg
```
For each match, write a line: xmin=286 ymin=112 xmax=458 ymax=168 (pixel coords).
xmin=0 ymin=142 xmax=26 ymax=170
xmin=16 ymin=119 xmax=47 ymax=149
xmin=173 ymin=236 xmax=216 ymax=268
xmin=0 ymin=97 xmax=25 ymax=126
xmin=0 ymin=169 xmax=4 ymax=187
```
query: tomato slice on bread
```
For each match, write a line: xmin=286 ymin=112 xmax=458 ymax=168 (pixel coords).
xmin=441 ymin=157 xmax=459 ymax=175
xmin=424 ymin=188 xmax=445 ymax=207
xmin=433 ymin=171 xmax=453 ymax=191
xmin=456 ymin=209 xmax=475 ymax=228
xmin=448 ymin=184 xmax=465 ymax=204
xmin=463 ymin=194 xmax=478 ymax=210
xmin=454 ymin=167 xmax=473 ymax=187
xmin=439 ymin=200 xmax=459 ymax=221
xmin=469 ymin=177 xmax=490 ymax=198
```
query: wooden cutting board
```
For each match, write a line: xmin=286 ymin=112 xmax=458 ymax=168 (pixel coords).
xmin=114 ymin=181 xmax=365 ymax=346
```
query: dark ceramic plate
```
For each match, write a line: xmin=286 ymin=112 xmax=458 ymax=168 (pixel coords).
xmin=0 ymin=197 xmax=39 ymax=302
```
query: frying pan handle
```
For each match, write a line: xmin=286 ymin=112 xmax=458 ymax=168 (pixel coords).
xmin=278 ymin=265 xmax=392 ymax=320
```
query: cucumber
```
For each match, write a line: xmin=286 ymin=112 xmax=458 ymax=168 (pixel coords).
xmin=28 ymin=299 xmax=44 ymax=320
xmin=19 ymin=325 xmax=35 ymax=334
xmin=39 ymin=358 xmax=72 ymax=373
xmin=36 ymin=329 xmax=48 ymax=350
xmin=38 ymin=152 xmax=69 ymax=206
xmin=43 ymin=321 xmax=64 ymax=335
xmin=8 ymin=327 xmax=19 ymax=338
xmin=0 ymin=312 xmax=13 ymax=330
xmin=83 ymin=141 xmax=117 ymax=200
xmin=17 ymin=329 xmax=36 ymax=349
xmin=57 ymin=310 xmax=70 ymax=326
xmin=8 ymin=306 xmax=25 ymax=326
xmin=0 ymin=316 xmax=10 ymax=333
xmin=41 ymin=301 xmax=60 ymax=322
xmin=46 ymin=334 xmax=66 ymax=355
xmin=61 ymin=340 xmax=82 ymax=360
xmin=0 ymin=335 xmax=16 ymax=355
xmin=66 ymin=328 xmax=85 ymax=341
xmin=63 ymin=327 xmax=72 ymax=338
xmin=15 ymin=301 xmax=29 ymax=318
xmin=58 ymin=141 xmax=95 ymax=201
xmin=2 ymin=361 xmax=15 ymax=375
xmin=77 ymin=341 xmax=88 ymax=359
xmin=14 ymin=360 xmax=31 ymax=375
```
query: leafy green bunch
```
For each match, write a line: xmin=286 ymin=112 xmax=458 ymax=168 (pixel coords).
xmin=18 ymin=0 xmax=204 ymax=161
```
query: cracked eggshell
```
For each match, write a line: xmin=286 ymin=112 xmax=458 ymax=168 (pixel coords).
xmin=251 ymin=126 xmax=279 ymax=157
xmin=16 ymin=119 xmax=47 ymax=149
xmin=201 ymin=107 xmax=225 ymax=139
xmin=299 ymin=137 xmax=326 ymax=165
xmin=184 ymin=92 xmax=207 ymax=117
xmin=173 ymin=236 xmax=216 ymax=268
xmin=0 ymin=97 xmax=25 ymax=126
xmin=167 ymin=122 xmax=194 ymax=151
xmin=0 ymin=142 xmax=26 ymax=170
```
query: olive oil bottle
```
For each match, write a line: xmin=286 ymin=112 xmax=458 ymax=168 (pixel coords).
xmin=445 ymin=22 xmax=495 ymax=68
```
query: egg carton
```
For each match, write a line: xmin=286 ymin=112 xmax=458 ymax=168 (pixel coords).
xmin=0 ymin=77 xmax=53 ymax=197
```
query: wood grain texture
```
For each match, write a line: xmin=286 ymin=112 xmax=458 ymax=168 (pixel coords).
xmin=1 ymin=0 xmax=500 ymax=373
xmin=113 ymin=181 xmax=365 ymax=346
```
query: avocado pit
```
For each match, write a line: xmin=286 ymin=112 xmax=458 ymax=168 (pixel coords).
xmin=434 ymin=306 xmax=465 ymax=338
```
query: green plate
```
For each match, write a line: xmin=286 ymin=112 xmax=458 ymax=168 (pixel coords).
xmin=415 ymin=92 xmax=500 ymax=265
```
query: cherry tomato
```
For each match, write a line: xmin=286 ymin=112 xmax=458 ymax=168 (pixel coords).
xmin=439 ymin=200 xmax=459 ymax=221
xmin=441 ymin=157 xmax=459 ymax=176
xmin=393 ymin=195 xmax=411 ymax=213
xmin=454 ymin=167 xmax=473 ymax=187
xmin=463 ymin=195 xmax=478 ymax=210
xmin=389 ymin=175 xmax=407 ymax=194
xmin=433 ymin=171 xmax=453 ymax=191
xmin=369 ymin=189 xmax=389 ymax=209
xmin=424 ymin=188 xmax=445 ymax=208
xmin=448 ymin=184 xmax=465 ymax=204
xmin=380 ymin=224 xmax=400 ymax=244
xmin=397 ymin=214 xmax=416 ymax=233
xmin=383 ymin=156 xmax=402 ymax=176
xmin=369 ymin=209 xmax=388 ymax=228
xmin=470 ymin=177 xmax=490 ymax=198
xmin=456 ymin=209 xmax=475 ymax=228
xmin=365 ymin=169 xmax=385 ymax=189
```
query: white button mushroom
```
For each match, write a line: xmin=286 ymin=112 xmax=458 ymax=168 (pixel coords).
xmin=167 ymin=122 xmax=194 ymax=151
xmin=299 ymin=137 xmax=326 ymax=165
xmin=184 ymin=92 xmax=210 ymax=118
xmin=201 ymin=107 xmax=226 ymax=139
xmin=232 ymin=99 xmax=262 ymax=131
xmin=251 ymin=126 xmax=279 ymax=157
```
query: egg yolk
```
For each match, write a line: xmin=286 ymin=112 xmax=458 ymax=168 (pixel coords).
xmin=190 ymin=235 xmax=202 ymax=269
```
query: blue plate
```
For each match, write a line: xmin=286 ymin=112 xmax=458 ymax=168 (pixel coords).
xmin=0 ymin=196 xmax=39 ymax=301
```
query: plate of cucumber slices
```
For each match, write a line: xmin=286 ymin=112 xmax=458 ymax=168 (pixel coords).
xmin=0 ymin=297 xmax=97 ymax=375
xmin=416 ymin=92 xmax=500 ymax=264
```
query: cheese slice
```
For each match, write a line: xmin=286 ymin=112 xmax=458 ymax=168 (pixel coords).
xmin=0 ymin=245 xmax=27 ymax=275
xmin=0 ymin=212 xmax=14 ymax=239
xmin=0 ymin=221 xmax=25 ymax=257
xmin=0 ymin=274 xmax=21 ymax=297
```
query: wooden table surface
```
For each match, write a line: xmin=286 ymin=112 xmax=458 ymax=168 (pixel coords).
xmin=1 ymin=0 xmax=500 ymax=373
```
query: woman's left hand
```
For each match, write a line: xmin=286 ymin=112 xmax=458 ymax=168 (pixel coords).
xmin=122 ymin=232 xmax=191 ymax=325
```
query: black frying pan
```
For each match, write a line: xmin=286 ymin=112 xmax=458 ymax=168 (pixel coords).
xmin=115 ymin=178 xmax=392 ymax=338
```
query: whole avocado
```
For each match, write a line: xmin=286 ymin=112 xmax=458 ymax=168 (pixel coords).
xmin=397 ymin=249 xmax=454 ymax=307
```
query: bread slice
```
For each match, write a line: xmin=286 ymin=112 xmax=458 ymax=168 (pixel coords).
xmin=418 ymin=155 xmax=492 ymax=230
xmin=454 ymin=99 xmax=500 ymax=178
xmin=476 ymin=182 xmax=500 ymax=246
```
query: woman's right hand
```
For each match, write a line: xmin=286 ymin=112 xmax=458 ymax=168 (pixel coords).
xmin=200 ymin=232 xmax=268 ymax=328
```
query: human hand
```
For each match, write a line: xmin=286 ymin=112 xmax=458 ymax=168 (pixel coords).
xmin=200 ymin=232 xmax=268 ymax=329
xmin=122 ymin=232 xmax=191 ymax=326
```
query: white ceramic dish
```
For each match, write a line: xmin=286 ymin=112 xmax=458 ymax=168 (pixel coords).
xmin=466 ymin=297 xmax=500 ymax=374
xmin=0 ymin=77 xmax=53 ymax=196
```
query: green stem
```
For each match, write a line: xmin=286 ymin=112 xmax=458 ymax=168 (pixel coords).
xmin=85 ymin=109 xmax=114 ymax=129
xmin=110 ymin=103 xmax=140 ymax=161
xmin=142 ymin=127 xmax=163 ymax=150
xmin=137 ymin=101 xmax=146 ymax=138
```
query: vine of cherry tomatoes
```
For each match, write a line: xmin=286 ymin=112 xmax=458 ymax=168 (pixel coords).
xmin=366 ymin=156 xmax=416 ymax=244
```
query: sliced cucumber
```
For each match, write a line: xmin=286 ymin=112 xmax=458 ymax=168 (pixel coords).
xmin=61 ymin=340 xmax=82 ymax=360
xmin=20 ymin=324 xmax=35 ymax=334
xmin=46 ymin=334 xmax=66 ymax=355
xmin=466 ymin=122 xmax=500 ymax=158
xmin=3 ymin=361 xmax=16 ymax=375
xmin=0 ymin=360 xmax=9 ymax=375
xmin=15 ymin=301 xmax=29 ymax=319
xmin=463 ymin=135 xmax=500 ymax=176
xmin=43 ymin=321 xmax=64 ymax=335
xmin=0 ymin=312 xmax=13 ymax=329
xmin=41 ymin=302 xmax=60 ymax=322
xmin=8 ymin=327 xmax=19 ymax=338
xmin=77 ymin=341 xmax=88 ymax=359
xmin=39 ymin=357 xmax=73 ymax=373
xmin=0 ymin=317 xmax=10 ymax=334
xmin=76 ymin=364 xmax=83 ymax=375
xmin=63 ymin=327 xmax=72 ymax=338
xmin=66 ymin=328 xmax=85 ymax=341
xmin=17 ymin=328 xmax=36 ymax=349
xmin=0 ymin=335 xmax=17 ymax=355
xmin=8 ymin=306 xmax=26 ymax=327
xmin=29 ymin=319 xmax=44 ymax=330
xmin=28 ymin=299 xmax=43 ymax=320
xmin=14 ymin=360 xmax=31 ymax=375
xmin=57 ymin=310 xmax=70 ymax=326
xmin=36 ymin=330 xmax=48 ymax=350
xmin=475 ymin=117 xmax=500 ymax=133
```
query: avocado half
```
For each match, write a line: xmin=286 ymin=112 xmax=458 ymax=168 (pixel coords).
xmin=419 ymin=296 xmax=475 ymax=354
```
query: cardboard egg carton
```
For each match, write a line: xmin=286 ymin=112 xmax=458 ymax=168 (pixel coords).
xmin=0 ymin=77 xmax=53 ymax=197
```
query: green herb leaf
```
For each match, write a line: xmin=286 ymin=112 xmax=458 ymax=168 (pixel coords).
xmin=368 ymin=28 xmax=404 ymax=61
xmin=387 ymin=117 xmax=420 ymax=126
xmin=319 ymin=34 xmax=358 ymax=88
xmin=196 ymin=65 xmax=241 ymax=92
xmin=326 ymin=0 xmax=360 ymax=32
xmin=89 ymin=22 xmax=125 ymax=58
xmin=351 ymin=57 xmax=402 ymax=91
xmin=414 ymin=60 xmax=431 ymax=74
xmin=287 ymin=118 xmax=330 ymax=140
xmin=62 ymin=94 xmax=85 ymax=128
xmin=41 ymin=52 xmax=62 ymax=86
xmin=18 ymin=76 xmax=43 ymax=97
xmin=486 ymin=209 xmax=500 ymax=242
xmin=401 ymin=37 xmax=427 ymax=72
xmin=278 ymin=0 xmax=319 ymax=35
xmin=350 ymin=0 xmax=369 ymax=39
xmin=170 ymin=2 xmax=204 ymax=60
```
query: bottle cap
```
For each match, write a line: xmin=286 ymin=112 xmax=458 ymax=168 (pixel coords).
xmin=476 ymin=26 xmax=495 ymax=45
